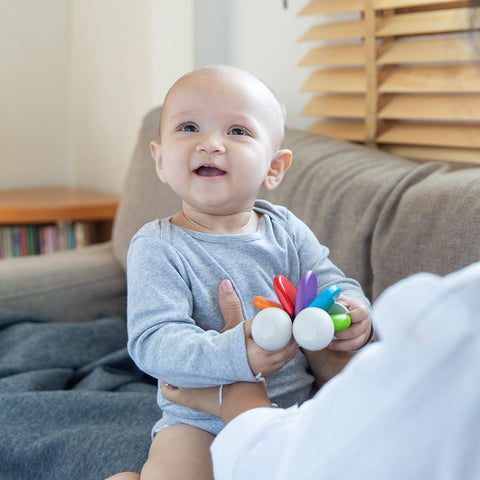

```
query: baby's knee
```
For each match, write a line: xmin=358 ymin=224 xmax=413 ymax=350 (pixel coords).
xmin=141 ymin=424 xmax=214 ymax=480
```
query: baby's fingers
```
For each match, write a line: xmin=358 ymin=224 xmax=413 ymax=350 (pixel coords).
xmin=329 ymin=319 xmax=372 ymax=351
xmin=247 ymin=336 xmax=299 ymax=377
xmin=265 ymin=338 xmax=299 ymax=370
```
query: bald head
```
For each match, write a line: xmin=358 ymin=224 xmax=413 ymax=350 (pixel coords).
xmin=159 ymin=65 xmax=286 ymax=149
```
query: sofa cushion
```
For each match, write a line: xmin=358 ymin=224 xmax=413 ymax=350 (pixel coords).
xmin=112 ymin=107 xmax=181 ymax=268
xmin=0 ymin=242 xmax=126 ymax=322
xmin=371 ymin=161 xmax=480 ymax=299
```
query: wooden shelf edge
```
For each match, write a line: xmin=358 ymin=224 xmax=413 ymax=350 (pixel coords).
xmin=0 ymin=186 xmax=119 ymax=225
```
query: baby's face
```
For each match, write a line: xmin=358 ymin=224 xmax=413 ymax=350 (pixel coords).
xmin=154 ymin=68 xmax=285 ymax=216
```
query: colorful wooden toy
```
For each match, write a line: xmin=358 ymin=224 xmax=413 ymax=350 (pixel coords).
xmin=252 ymin=296 xmax=282 ymax=311
xmin=273 ymin=275 xmax=297 ymax=317
xmin=251 ymin=273 xmax=352 ymax=351
xmin=292 ymin=307 xmax=335 ymax=351
xmin=251 ymin=307 xmax=293 ymax=351
xmin=308 ymin=284 xmax=341 ymax=311
xmin=295 ymin=270 xmax=318 ymax=315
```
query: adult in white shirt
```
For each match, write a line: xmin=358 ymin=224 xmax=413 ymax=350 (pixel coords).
xmin=163 ymin=261 xmax=480 ymax=480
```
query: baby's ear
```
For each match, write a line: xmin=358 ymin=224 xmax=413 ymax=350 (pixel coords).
xmin=150 ymin=141 xmax=167 ymax=183
xmin=263 ymin=149 xmax=292 ymax=190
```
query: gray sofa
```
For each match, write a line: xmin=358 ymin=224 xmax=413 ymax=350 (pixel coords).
xmin=1 ymin=106 xmax=479 ymax=320
xmin=1 ymin=106 xmax=480 ymax=479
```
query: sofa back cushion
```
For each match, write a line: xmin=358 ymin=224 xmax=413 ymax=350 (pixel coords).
xmin=370 ymin=162 xmax=480 ymax=298
xmin=112 ymin=107 xmax=181 ymax=268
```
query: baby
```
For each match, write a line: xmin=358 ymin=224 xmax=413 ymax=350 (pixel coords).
xmin=114 ymin=65 xmax=372 ymax=480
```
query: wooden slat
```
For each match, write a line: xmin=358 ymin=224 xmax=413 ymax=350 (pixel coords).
xmin=377 ymin=35 xmax=479 ymax=64
xmin=299 ymin=0 xmax=468 ymax=14
xmin=378 ymin=94 xmax=480 ymax=121
xmin=382 ymin=145 xmax=480 ymax=164
xmin=377 ymin=122 xmax=480 ymax=148
xmin=376 ymin=8 xmax=473 ymax=37
xmin=299 ymin=44 xmax=365 ymax=66
xmin=301 ymin=95 xmax=366 ymax=118
xmin=374 ymin=0 xmax=466 ymax=10
xmin=308 ymin=120 xmax=366 ymax=141
xmin=379 ymin=65 xmax=480 ymax=93
xmin=299 ymin=19 xmax=364 ymax=42
xmin=298 ymin=0 xmax=480 ymax=164
xmin=299 ymin=0 xmax=364 ymax=15
xmin=302 ymin=69 xmax=366 ymax=93
xmin=364 ymin=0 xmax=378 ymax=145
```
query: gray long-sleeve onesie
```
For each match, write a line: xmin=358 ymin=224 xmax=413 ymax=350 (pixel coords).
xmin=127 ymin=200 xmax=370 ymax=435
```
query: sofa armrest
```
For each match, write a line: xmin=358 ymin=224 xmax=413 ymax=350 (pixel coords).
xmin=0 ymin=242 xmax=126 ymax=322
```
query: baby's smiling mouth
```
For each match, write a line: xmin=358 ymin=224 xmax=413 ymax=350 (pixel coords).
xmin=194 ymin=165 xmax=227 ymax=177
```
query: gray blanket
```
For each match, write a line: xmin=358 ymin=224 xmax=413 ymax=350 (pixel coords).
xmin=0 ymin=309 xmax=159 ymax=480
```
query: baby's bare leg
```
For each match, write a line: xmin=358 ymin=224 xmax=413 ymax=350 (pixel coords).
xmin=141 ymin=424 xmax=215 ymax=480
xmin=104 ymin=472 xmax=140 ymax=480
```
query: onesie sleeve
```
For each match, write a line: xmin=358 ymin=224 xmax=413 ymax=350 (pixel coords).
xmin=288 ymin=212 xmax=375 ymax=344
xmin=126 ymin=231 xmax=256 ymax=387
xmin=286 ymin=211 xmax=371 ymax=309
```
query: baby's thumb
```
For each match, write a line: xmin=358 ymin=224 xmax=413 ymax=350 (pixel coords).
xmin=218 ymin=279 xmax=245 ymax=332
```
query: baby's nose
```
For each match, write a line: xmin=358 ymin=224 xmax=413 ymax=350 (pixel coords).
xmin=195 ymin=133 xmax=226 ymax=154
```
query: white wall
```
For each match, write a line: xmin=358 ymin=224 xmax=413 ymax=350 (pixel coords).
xmin=1 ymin=0 xmax=194 ymax=194
xmin=230 ymin=0 xmax=316 ymax=131
xmin=195 ymin=0 xmax=317 ymax=131
xmin=0 ymin=0 xmax=71 ymax=189
xmin=71 ymin=0 xmax=194 ymax=194
xmin=1 ymin=0 xmax=313 ymax=194
xmin=194 ymin=0 xmax=232 ymax=67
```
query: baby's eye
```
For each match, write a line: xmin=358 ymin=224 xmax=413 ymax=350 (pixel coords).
xmin=179 ymin=123 xmax=198 ymax=133
xmin=228 ymin=127 xmax=249 ymax=136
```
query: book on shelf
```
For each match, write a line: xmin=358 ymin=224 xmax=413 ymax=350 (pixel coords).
xmin=0 ymin=221 xmax=95 ymax=259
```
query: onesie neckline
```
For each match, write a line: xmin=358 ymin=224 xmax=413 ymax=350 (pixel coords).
xmin=165 ymin=211 xmax=268 ymax=244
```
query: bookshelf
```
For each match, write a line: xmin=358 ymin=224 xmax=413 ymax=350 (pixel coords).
xmin=0 ymin=186 xmax=119 ymax=259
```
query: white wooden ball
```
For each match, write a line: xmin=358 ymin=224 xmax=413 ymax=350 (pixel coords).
xmin=292 ymin=307 xmax=334 ymax=351
xmin=251 ymin=307 xmax=293 ymax=351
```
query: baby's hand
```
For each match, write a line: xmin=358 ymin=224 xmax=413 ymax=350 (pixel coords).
xmin=243 ymin=319 xmax=299 ymax=378
xmin=218 ymin=279 xmax=298 ymax=378
xmin=328 ymin=295 xmax=372 ymax=351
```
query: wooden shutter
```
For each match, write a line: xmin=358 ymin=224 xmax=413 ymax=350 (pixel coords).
xmin=299 ymin=0 xmax=480 ymax=164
